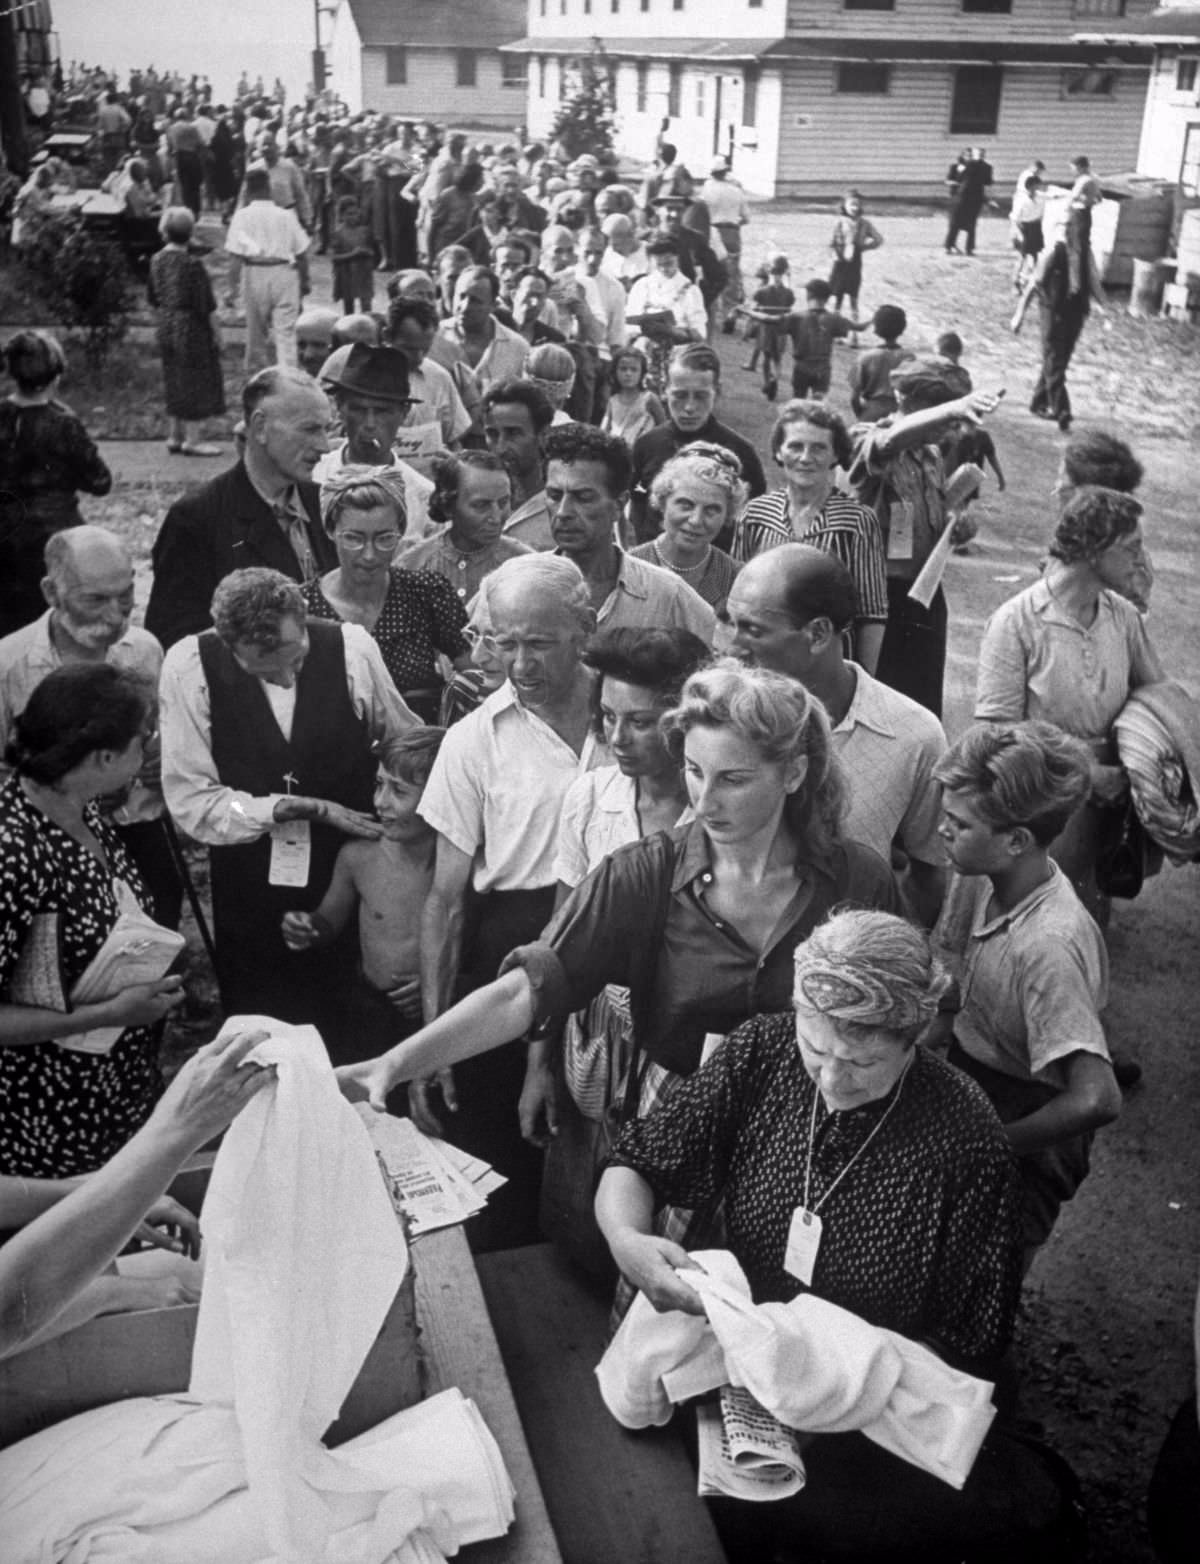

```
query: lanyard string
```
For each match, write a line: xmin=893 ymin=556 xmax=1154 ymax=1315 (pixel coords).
xmin=802 ymin=1052 xmax=914 ymax=1218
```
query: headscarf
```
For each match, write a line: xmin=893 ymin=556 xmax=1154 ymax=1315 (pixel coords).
xmin=793 ymin=933 xmax=947 ymax=1036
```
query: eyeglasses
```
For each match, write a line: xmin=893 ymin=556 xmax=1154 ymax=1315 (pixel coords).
xmin=338 ymin=531 xmax=402 ymax=554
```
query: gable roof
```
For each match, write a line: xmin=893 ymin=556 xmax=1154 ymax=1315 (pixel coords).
xmin=344 ymin=0 xmax=526 ymax=49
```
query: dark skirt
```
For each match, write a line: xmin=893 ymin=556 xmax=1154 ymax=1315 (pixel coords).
xmin=157 ymin=313 xmax=226 ymax=420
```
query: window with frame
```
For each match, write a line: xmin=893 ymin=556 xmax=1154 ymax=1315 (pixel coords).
xmin=743 ymin=65 xmax=759 ymax=127
xmin=1176 ymin=58 xmax=1199 ymax=95
xmin=836 ymin=62 xmax=890 ymax=95
xmin=950 ymin=64 xmax=1003 ymax=134
xmin=385 ymin=47 xmax=407 ymax=85
xmin=695 ymin=75 xmax=706 ymax=116
xmin=961 ymin=1 xmax=1011 ymax=12
xmin=501 ymin=54 xmax=525 ymax=89
xmin=844 ymin=1 xmax=895 ymax=10
xmin=457 ymin=49 xmax=477 ymax=88
xmin=636 ymin=60 xmax=648 ymax=112
xmin=668 ymin=63 xmax=682 ymax=118
xmin=1062 ymin=67 xmax=1116 ymax=99
xmin=538 ymin=57 xmax=547 ymax=98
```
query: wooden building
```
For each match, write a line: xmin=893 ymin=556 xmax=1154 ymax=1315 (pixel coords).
xmin=329 ymin=0 xmax=527 ymax=126
xmin=1074 ymin=3 xmax=1200 ymax=194
xmin=508 ymin=0 xmax=1156 ymax=197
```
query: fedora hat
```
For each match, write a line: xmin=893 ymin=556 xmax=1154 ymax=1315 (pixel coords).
xmin=326 ymin=342 xmax=419 ymax=404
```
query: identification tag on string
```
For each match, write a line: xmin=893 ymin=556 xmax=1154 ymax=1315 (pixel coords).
xmin=783 ymin=1206 xmax=823 ymax=1287
xmin=269 ymin=820 xmax=311 ymax=887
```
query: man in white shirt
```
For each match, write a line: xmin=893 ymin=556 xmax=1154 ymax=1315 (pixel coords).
xmin=311 ymin=343 xmax=435 ymax=538
xmin=429 ymin=266 xmax=530 ymax=394
xmin=224 ymin=167 xmax=311 ymax=373
xmin=543 ymin=424 xmax=716 ymax=643
xmin=726 ymin=545 xmax=947 ymax=925
xmin=415 ymin=553 xmax=600 ymax=1248
xmin=385 ymin=295 xmax=472 ymax=475
xmin=160 ymin=566 xmax=418 ymax=1035
xmin=700 ymin=156 xmax=751 ymax=328
xmin=0 ymin=526 xmax=179 ymax=924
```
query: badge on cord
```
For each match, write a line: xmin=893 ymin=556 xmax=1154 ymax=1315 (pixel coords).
xmin=784 ymin=1206 xmax=823 ymax=1286
xmin=269 ymin=820 xmax=312 ymax=887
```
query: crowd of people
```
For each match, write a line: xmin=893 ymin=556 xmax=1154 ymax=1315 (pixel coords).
xmin=0 ymin=83 xmax=1196 ymax=1563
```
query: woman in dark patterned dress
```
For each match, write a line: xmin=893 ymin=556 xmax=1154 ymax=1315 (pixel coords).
xmin=307 ymin=466 xmax=471 ymax=722
xmin=147 ymin=206 xmax=225 ymax=458
xmin=0 ymin=665 xmax=184 ymax=1180
xmin=0 ymin=332 xmax=112 ymax=638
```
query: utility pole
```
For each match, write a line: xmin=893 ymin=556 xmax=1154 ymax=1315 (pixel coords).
xmin=0 ymin=1 xmax=30 ymax=176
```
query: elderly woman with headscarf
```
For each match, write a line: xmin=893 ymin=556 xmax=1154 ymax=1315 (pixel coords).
xmin=975 ymin=486 xmax=1163 ymax=924
xmin=629 ymin=442 xmax=745 ymax=614
xmin=591 ymin=910 xmax=1075 ymax=1564
xmin=847 ymin=354 xmax=1003 ymax=718
xmin=305 ymin=465 xmax=471 ymax=721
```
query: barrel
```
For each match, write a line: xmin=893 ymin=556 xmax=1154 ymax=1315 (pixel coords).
xmin=1129 ymin=257 xmax=1166 ymax=318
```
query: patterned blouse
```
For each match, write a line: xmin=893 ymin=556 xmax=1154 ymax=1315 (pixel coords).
xmin=731 ymin=489 xmax=888 ymax=626
xmin=609 ymin=1013 xmax=1023 ymax=1373
xmin=303 ymin=566 xmax=469 ymax=694
xmin=0 ymin=778 xmax=162 ymax=1177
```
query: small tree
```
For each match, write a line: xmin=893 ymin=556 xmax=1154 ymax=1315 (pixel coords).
xmin=548 ymin=50 xmax=616 ymax=163
xmin=17 ymin=212 xmax=135 ymax=369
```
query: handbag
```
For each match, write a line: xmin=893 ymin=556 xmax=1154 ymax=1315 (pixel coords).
xmin=561 ymin=984 xmax=633 ymax=1122
xmin=1094 ymin=794 xmax=1151 ymax=900
xmin=538 ymin=836 xmax=674 ymax=1278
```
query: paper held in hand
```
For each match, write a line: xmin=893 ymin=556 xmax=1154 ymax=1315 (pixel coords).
xmin=62 ymin=886 xmax=185 ymax=1055
xmin=696 ymin=1384 xmax=807 ymax=1502
xmin=907 ymin=462 xmax=985 ymax=610
xmin=357 ymin=1107 xmax=507 ymax=1235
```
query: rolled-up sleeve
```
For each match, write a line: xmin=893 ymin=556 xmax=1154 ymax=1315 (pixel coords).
xmin=974 ymin=601 xmax=1031 ymax=722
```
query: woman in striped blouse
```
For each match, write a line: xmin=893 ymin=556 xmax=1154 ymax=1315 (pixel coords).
xmin=731 ymin=400 xmax=887 ymax=674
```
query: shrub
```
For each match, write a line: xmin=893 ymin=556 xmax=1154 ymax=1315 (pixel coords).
xmin=17 ymin=212 xmax=135 ymax=368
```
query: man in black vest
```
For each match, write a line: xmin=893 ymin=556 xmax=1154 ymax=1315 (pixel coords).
xmin=146 ymin=367 xmax=337 ymax=650
xmin=160 ymin=568 xmax=419 ymax=1037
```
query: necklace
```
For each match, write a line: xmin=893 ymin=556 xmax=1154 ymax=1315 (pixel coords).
xmin=651 ymin=537 xmax=711 ymax=579
xmin=802 ymin=1052 xmax=913 ymax=1217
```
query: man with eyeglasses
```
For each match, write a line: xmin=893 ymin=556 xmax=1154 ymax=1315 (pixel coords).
xmin=311 ymin=343 xmax=436 ymax=538
xmin=146 ymin=366 xmax=337 ymax=651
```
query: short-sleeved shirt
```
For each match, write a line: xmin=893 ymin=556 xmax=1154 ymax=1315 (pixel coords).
xmin=974 ymin=578 xmax=1153 ymax=746
xmin=503 ymin=490 xmax=555 ymax=552
xmin=302 ymin=566 xmax=468 ymax=693
xmin=417 ymin=681 xmax=600 ymax=892
xmin=730 ymin=490 xmax=888 ymax=627
xmin=553 ymin=765 xmax=691 ymax=888
xmin=430 ymin=316 xmax=530 ymax=394
xmin=502 ymin=821 xmax=899 ymax=1076
xmin=786 ymin=308 xmax=853 ymax=379
xmin=832 ymin=665 xmax=947 ymax=866
xmin=932 ymin=864 xmax=1109 ymax=1092
xmin=608 ymin=1015 xmax=1021 ymax=1372
xmin=595 ymin=550 xmax=717 ymax=643
xmin=399 ymin=529 xmax=532 ymax=605
xmin=224 ymin=198 xmax=309 ymax=263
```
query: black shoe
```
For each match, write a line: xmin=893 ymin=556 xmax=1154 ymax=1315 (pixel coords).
xmin=1112 ymin=1055 xmax=1142 ymax=1090
xmin=764 ymin=376 xmax=778 ymax=401
xmin=1058 ymin=415 xmax=1072 ymax=432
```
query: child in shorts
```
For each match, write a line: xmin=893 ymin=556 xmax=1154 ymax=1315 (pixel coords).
xmin=785 ymin=277 xmax=866 ymax=399
xmin=929 ymin=720 xmax=1121 ymax=1270
xmin=742 ymin=252 xmax=794 ymax=400
xmin=849 ymin=303 xmax=911 ymax=423
xmin=281 ymin=728 xmax=446 ymax=1066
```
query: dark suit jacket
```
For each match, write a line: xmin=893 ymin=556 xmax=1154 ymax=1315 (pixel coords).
xmin=145 ymin=462 xmax=335 ymax=649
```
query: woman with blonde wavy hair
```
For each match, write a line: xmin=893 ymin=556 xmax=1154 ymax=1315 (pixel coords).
xmin=339 ymin=659 xmax=899 ymax=1196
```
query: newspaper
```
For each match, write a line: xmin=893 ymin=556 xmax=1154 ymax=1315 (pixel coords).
xmin=357 ymin=1109 xmax=506 ymax=1235
xmin=907 ymin=462 xmax=986 ymax=610
xmin=696 ymin=1385 xmax=807 ymax=1502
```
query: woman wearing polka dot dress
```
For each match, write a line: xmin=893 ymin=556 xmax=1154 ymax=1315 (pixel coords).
xmin=0 ymin=666 xmax=184 ymax=1181
xmin=597 ymin=910 xmax=1069 ymax=1562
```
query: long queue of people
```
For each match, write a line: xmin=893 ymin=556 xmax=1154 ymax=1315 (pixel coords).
xmin=0 ymin=117 xmax=1196 ymax=1564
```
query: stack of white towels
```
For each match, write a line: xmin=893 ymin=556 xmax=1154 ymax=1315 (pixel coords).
xmin=0 ymin=1020 xmax=515 ymax=1564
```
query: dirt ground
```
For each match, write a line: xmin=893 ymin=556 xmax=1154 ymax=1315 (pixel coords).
xmin=16 ymin=204 xmax=1198 ymax=1560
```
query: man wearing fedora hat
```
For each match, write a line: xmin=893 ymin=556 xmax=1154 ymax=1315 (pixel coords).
xmin=313 ymin=342 xmax=436 ymax=539
xmin=650 ymin=185 xmax=724 ymax=322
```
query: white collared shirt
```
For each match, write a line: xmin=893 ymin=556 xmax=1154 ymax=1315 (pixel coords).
xmin=595 ymin=551 xmax=717 ymax=645
xmin=418 ymin=680 xmax=602 ymax=892
xmin=160 ymin=623 xmax=417 ymax=845
xmin=831 ymin=663 xmax=947 ymax=867
xmin=554 ymin=765 xmax=691 ymax=888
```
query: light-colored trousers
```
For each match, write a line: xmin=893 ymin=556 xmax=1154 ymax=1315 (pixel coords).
xmin=242 ymin=265 xmax=300 ymax=373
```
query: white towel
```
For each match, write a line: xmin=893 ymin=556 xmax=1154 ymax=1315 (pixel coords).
xmin=0 ymin=1017 xmax=516 ymax=1563
xmin=596 ymin=1249 xmax=996 ymax=1490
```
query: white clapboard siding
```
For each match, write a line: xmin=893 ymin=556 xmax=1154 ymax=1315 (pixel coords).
xmin=782 ymin=0 xmax=1159 ymax=42
xmin=773 ymin=61 xmax=1147 ymax=196
xmin=361 ymin=47 xmax=525 ymax=127
xmin=1135 ymin=54 xmax=1200 ymax=183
